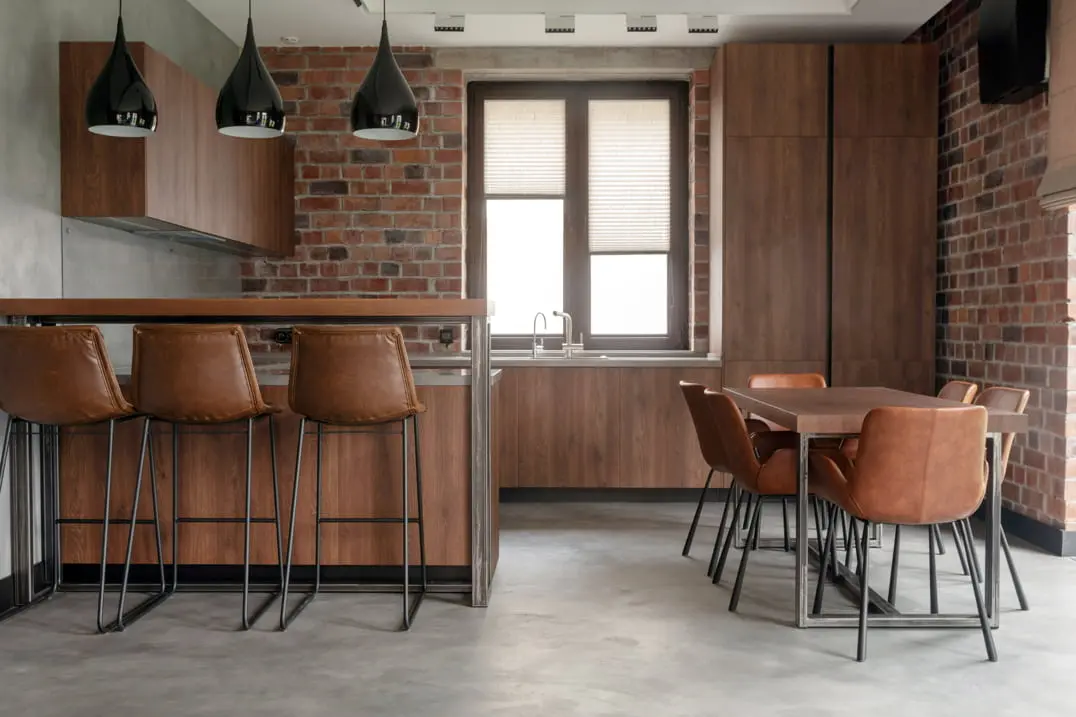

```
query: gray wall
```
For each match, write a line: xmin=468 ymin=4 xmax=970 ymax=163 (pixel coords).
xmin=0 ymin=0 xmax=242 ymax=579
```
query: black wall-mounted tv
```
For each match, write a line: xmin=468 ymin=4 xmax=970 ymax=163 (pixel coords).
xmin=978 ymin=0 xmax=1049 ymax=105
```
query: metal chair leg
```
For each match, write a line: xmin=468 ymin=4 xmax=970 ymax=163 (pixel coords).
xmin=950 ymin=522 xmax=970 ymax=576
xmin=887 ymin=525 xmax=901 ymax=605
xmin=401 ymin=417 xmax=412 ymax=631
xmin=729 ymin=496 xmax=763 ymax=612
xmin=1000 ymin=527 xmax=1029 ymax=611
xmin=113 ymin=418 xmax=170 ymax=632
xmin=813 ymin=503 xmax=839 ymax=615
xmin=269 ymin=414 xmax=284 ymax=590
xmin=712 ymin=487 xmax=747 ymax=585
xmin=170 ymin=423 xmax=179 ymax=595
xmin=932 ymin=524 xmax=947 ymax=555
xmin=928 ymin=521 xmax=939 ymax=614
xmin=960 ymin=519 xmax=998 ymax=661
xmin=963 ymin=518 xmax=983 ymax=582
xmin=96 ymin=419 xmax=116 ymax=634
xmin=706 ymin=483 xmax=735 ymax=577
xmin=857 ymin=520 xmax=871 ymax=662
xmin=412 ymin=415 xmax=428 ymax=602
xmin=683 ymin=468 xmax=714 ymax=557
xmin=781 ymin=497 xmax=791 ymax=552
xmin=280 ymin=418 xmax=307 ymax=631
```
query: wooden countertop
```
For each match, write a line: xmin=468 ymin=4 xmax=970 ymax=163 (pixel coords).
xmin=0 ymin=297 xmax=492 ymax=320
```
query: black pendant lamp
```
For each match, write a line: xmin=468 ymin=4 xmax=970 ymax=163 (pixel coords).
xmin=350 ymin=0 xmax=419 ymax=140
xmin=86 ymin=0 xmax=157 ymax=137
xmin=217 ymin=0 xmax=286 ymax=138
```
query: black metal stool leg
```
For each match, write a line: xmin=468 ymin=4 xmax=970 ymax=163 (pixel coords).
xmin=280 ymin=418 xmax=307 ymax=631
xmin=401 ymin=418 xmax=412 ymax=631
xmin=412 ymin=415 xmax=428 ymax=612
xmin=960 ymin=519 xmax=998 ymax=661
xmin=269 ymin=415 xmax=284 ymax=590
xmin=928 ymin=521 xmax=939 ymax=614
xmin=857 ymin=520 xmax=871 ymax=662
xmin=887 ymin=525 xmax=901 ymax=605
xmin=729 ymin=496 xmax=763 ymax=612
xmin=1000 ymin=527 xmax=1029 ymax=611
xmin=932 ymin=524 xmax=947 ymax=555
xmin=170 ymin=423 xmax=180 ymax=595
xmin=713 ymin=490 xmax=749 ymax=585
xmin=781 ymin=497 xmax=791 ymax=552
xmin=96 ymin=419 xmax=116 ymax=634
xmin=950 ymin=522 xmax=970 ymax=576
xmin=113 ymin=418 xmax=170 ymax=632
xmin=706 ymin=483 xmax=736 ymax=577
xmin=683 ymin=468 xmax=714 ymax=557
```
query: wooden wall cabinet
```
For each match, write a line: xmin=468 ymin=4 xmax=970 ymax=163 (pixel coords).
xmin=60 ymin=42 xmax=296 ymax=257
xmin=712 ymin=43 xmax=938 ymax=393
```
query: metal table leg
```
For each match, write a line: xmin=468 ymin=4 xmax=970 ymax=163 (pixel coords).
xmin=469 ymin=316 xmax=491 ymax=608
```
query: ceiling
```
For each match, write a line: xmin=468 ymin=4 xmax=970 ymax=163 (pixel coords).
xmin=189 ymin=0 xmax=950 ymax=48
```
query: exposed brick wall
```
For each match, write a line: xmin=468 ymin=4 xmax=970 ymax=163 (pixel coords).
xmin=913 ymin=0 xmax=1076 ymax=529
xmin=243 ymin=45 xmax=711 ymax=353
xmin=243 ymin=46 xmax=465 ymax=353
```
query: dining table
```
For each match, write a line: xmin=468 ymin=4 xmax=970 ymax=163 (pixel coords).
xmin=723 ymin=386 xmax=1029 ymax=630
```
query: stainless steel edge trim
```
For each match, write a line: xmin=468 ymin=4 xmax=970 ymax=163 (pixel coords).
xmin=470 ymin=317 xmax=492 ymax=607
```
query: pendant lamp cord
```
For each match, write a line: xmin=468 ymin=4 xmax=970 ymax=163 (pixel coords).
xmin=249 ymin=0 xmax=252 ymax=19
xmin=118 ymin=0 xmax=122 ymax=17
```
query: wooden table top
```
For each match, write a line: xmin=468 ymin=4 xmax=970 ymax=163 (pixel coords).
xmin=0 ymin=298 xmax=493 ymax=320
xmin=724 ymin=387 xmax=1029 ymax=435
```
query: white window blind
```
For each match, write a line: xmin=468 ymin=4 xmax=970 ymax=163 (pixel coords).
xmin=588 ymin=99 xmax=671 ymax=253
xmin=484 ymin=100 xmax=566 ymax=196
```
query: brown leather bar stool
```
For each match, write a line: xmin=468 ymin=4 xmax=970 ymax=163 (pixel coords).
xmin=123 ymin=324 xmax=284 ymax=630
xmin=811 ymin=405 xmax=995 ymax=662
xmin=679 ymin=382 xmax=770 ymax=577
xmin=0 ymin=326 xmax=167 ymax=632
xmin=280 ymin=326 xmax=427 ymax=632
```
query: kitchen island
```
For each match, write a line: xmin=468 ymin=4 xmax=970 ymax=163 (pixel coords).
xmin=0 ymin=298 xmax=496 ymax=610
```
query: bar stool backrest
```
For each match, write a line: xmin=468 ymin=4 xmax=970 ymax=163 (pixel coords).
xmin=679 ymin=382 xmax=726 ymax=471
xmin=289 ymin=326 xmax=424 ymax=425
xmin=973 ymin=387 xmax=1030 ymax=477
xmin=853 ymin=406 xmax=988 ymax=525
xmin=131 ymin=324 xmax=268 ymax=424
xmin=0 ymin=325 xmax=132 ymax=425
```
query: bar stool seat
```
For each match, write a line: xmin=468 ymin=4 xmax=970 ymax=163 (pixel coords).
xmin=0 ymin=325 xmax=167 ymax=632
xmin=280 ymin=326 xmax=428 ymax=632
xmin=122 ymin=324 xmax=284 ymax=631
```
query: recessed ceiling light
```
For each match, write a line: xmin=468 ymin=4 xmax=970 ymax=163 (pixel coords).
xmin=281 ymin=35 xmax=300 ymax=45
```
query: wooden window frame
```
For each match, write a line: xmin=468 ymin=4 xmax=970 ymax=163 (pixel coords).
xmin=466 ymin=81 xmax=690 ymax=351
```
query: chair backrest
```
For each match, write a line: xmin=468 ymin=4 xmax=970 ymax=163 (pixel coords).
xmin=747 ymin=373 xmax=827 ymax=389
xmin=679 ymin=382 xmax=725 ymax=470
xmin=973 ymin=386 xmax=1030 ymax=477
xmin=853 ymin=406 xmax=988 ymax=525
xmin=703 ymin=389 xmax=761 ymax=485
xmin=289 ymin=326 xmax=422 ymax=425
xmin=0 ymin=325 xmax=132 ymax=426
xmin=131 ymin=324 xmax=268 ymax=424
xmin=938 ymin=380 xmax=978 ymax=404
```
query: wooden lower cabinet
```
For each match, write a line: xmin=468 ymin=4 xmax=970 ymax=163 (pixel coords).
xmin=501 ymin=366 xmax=724 ymax=490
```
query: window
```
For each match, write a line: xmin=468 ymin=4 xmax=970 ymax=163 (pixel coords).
xmin=467 ymin=82 xmax=689 ymax=350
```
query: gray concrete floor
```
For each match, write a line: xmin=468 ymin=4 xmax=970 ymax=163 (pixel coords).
xmin=0 ymin=502 xmax=1073 ymax=716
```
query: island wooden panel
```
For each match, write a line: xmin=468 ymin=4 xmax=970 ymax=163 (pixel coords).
xmin=60 ymin=384 xmax=472 ymax=567
xmin=722 ymin=44 xmax=829 ymax=138
xmin=722 ymin=138 xmax=829 ymax=364
xmin=515 ymin=368 xmax=620 ymax=488
xmin=493 ymin=369 xmax=519 ymax=488
xmin=831 ymin=137 xmax=936 ymax=394
xmin=617 ymin=368 xmax=726 ymax=489
xmin=833 ymin=44 xmax=939 ymax=138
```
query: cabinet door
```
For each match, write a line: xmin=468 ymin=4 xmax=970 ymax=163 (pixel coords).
xmin=723 ymin=44 xmax=829 ymax=138
xmin=831 ymin=138 xmax=936 ymax=393
xmin=722 ymin=138 xmax=829 ymax=365
xmin=515 ymin=368 xmax=620 ymax=488
xmin=833 ymin=44 xmax=938 ymax=139
xmin=618 ymin=368 xmax=725 ymax=488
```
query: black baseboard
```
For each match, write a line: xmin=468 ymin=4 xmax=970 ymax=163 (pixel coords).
xmin=501 ymin=487 xmax=728 ymax=503
xmin=60 ymin=564 xmax=469 ymax=586
xmin=973 ymin=504 xmax=1076 ymax=557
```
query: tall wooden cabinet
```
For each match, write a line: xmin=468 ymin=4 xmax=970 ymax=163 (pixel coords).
xmin=712 ymin=43 xmax=938 ymax=393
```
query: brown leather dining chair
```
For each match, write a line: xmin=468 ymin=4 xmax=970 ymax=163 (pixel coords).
xmin=679 ymin=382 xmax=770 ymax=573
xmin=703 ymin=389 xmax=804 ymax=610
xmin=280 ymin=326 xmax=428 ymax=632
xmin=811 ymin=405 xmax=996 ymax=662
xmin=124 ymin=324 xmax=284 ymax=631
xmin=744 ymin=373 xmax=827 ymax=550
xmin=0 ymin=325 xmax=167 ymax=633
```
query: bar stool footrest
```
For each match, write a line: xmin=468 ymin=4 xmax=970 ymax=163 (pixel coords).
xmin=106 ymin=589 xmax=171 ymax=633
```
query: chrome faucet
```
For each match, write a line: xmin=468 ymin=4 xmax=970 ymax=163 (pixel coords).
xmin=532 ymin=312 xmax=547 ymax=358
xmin=552 ymin=311 xmax=584 ymax=357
